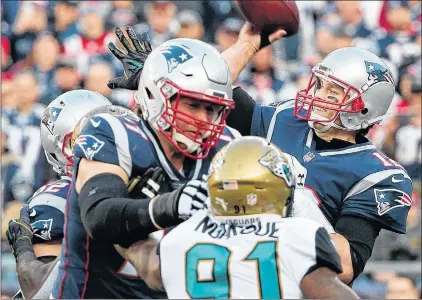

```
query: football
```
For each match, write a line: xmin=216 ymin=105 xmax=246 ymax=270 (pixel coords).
xmin=236 ymin=0 xmax=300 ymax=37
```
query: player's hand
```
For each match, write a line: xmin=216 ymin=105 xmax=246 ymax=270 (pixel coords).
xmin=127 ymin=167 xmax=165 ymax=199
xmin=177 ymin=179 xmax=209 ymax=220
xmin=108 ymin=26 xmax=152 ymax=90
xmin=238 ymin=22 xmax=287 ymax=52
xmin=6 ymin=205 xmax=34 ymax=259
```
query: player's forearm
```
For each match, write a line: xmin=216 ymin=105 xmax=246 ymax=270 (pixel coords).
xmin=301 ymin=267 xmax=359 ymax=299
xmin=79 ymin=173 xmax=183 ymax=246
xmin=310 ymin=277 xmax=359 ymax=299
xmin=221 ymin=41 xmax=257 ymax=82
xmin=120 ymin=239 xmax=164 ymax=291
xmin=16 ymin=252 xmax=58 ymax=299
xmin=330 ymin=233 xmax=354 ymax=284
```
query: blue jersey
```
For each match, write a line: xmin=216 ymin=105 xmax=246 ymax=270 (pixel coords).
xmin=1 ymin=157 xmax=19 ymax=206
xmin=28 ymin=177 xmax=71 ymax=245
xmin=53 ymin=113 xmax=240 ymax=299
xmin=3 ymin=105 xmax=49 ymax=201
xmin=250 ymin=101 xmax=413 ymax=234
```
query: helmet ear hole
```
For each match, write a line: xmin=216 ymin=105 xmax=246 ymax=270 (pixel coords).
xmin=146 ymin=88 xmax=154 ymax=100
xmin=361 ymin=108 xmax=369 ymax=115
xmin=50 ymin=152 xmax=58 ymax=160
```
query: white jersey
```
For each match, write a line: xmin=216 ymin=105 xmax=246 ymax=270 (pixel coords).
xmin=159 ymin=211 xmax=342 ymax=299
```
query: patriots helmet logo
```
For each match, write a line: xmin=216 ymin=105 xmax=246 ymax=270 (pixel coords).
xmin=160 ymin=45 xmax=193 ymax=73
xmin=364 ymin=60 xmax=394 ymax=87
xmin=75 ymin=134 xmax=105 ymax=160
xmin=374 ymin=188 xmax=412 ymax=216
xmin=41 ymin=107 xmax=63 ymax=135
xmin=31 ymin=218 xmax=53 ymax=241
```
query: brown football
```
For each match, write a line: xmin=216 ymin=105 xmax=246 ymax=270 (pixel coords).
xmin=236 ymin=0 xmax=300 ymax=37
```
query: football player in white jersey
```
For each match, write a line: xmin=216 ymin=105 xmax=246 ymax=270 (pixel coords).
xmin=115 ymin=137 xmax=359 ymax=299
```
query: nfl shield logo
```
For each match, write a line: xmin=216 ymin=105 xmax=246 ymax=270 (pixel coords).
xmin=247 ymin=194 xmax=258 ymax=206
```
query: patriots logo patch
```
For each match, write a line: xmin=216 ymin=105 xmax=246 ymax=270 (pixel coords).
xmin=75 ymin=134 xmax=105 ymax=160
xmin=364 ymin=60 xmax=394 ymax=88
xmin=160 ymin=45 xmax=193 ymax=73
xmin=374 ymin=188 xmax=412 ymax=216
xmin=41 ymin=107 xmax=63 ymax=135
xmin=31 ymin=218 xmax=53 ymax=241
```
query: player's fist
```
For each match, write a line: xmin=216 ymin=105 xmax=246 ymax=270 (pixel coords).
xmin=108 ymin=26 xmax=152 ymax=90
xmin=177 ymin=179 xmax=209 ymax=220
xmin=6 ymin=205 xmax=34 ymax=259
xmin=238 ymin=22 xmax=286 ymax=52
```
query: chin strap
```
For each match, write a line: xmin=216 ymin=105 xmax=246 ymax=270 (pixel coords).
xmin=172 ymin=132 xmax=201 ymax=154
xmin=308 ymin=112 xmax=355 ymax=133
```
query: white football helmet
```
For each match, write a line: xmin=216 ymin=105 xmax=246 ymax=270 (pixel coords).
xmin=136 ymin=38 xmax=234 ymax=159
xmin=40 ymin=90 xmax=112 ymax=176
xmin=295 ymin=47 xmax=395 ymax=132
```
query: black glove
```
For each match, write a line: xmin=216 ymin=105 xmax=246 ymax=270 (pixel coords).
xmin=259 ymin=30 xmax=273 ymax=49
xmin=6 ymin=205 xmax=34 ymax=259
xmin=108 ymin=26 xmax=152 ymax=90
xmin=127 ymin=167 xmax=165 ymax=199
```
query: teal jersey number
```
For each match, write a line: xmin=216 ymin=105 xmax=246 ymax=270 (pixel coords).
xmin=185 ymin=241 xmax=282 ymax=299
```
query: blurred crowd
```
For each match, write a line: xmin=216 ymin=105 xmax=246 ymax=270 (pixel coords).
xmin=1 ymin=1 xmax=421 ymax=299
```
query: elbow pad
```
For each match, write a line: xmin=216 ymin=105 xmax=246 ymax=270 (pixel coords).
xmin=78 ymin=173 xmax=172 ymax=245
xmin=79 ymin=173 xmax=130 ymax=239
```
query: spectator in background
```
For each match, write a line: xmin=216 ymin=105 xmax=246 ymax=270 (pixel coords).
xmin=83 ymin=61 xmax=113 ymax=97
xmin=316 ymin=14 xmax=378 ymax=59
xmin=134 ymin=0 xmax=177 ymax=48
xmin=1 ymin=117 xmax=19 ymax=207
xmin=379 ymin=61 xmax=421 ymax=180
xmin=394 ymin=62 xmax=421 ymax=180
xmin=376 ymin=2 xmax=421 ymax=72
xmin=107 ymin=0 xmax=138 ymax=29
xmin=84 ymin=61 xmax=133 ymax=108
xmin=315 ymin=21 xmax=337 ymax=58
xmin=354 ymin=271 xmax=420 ymax=299
xmin=1 ymin=1 xmax=20 ymax=37
xmin=214 ymin=17 xmax=243 ymax=51
xmin=175 ymin=9 xmax=204 ymax=40
xmin=62 ymin=3 xmax=115 ymax=76
xmin=50 ymin=56 xmax=81 ymax=99
xmin=3 ymin=71 xmax=47 ymax=203
xmin=31 ymin=33 xmax=60 ymax=105
xmin=1 ymin=35 xmax=13 ymax=79
xmin=10 ymin=2 xmax=48 ymax=62
xmin=334 ymin=1 xmax=372 ymax=38
xmin=386 ymin=276 xmax=420 ymax=299
xmin=1 ymin=76 xmax=16 ymax=110
xmin=237 ymin=46 xmax=288 ymax=105
xmin=53 ymin=0 xmax=79 ymax=43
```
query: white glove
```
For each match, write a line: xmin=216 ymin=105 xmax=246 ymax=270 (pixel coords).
xmin=177 ymin=179 xmax=209 ymax=220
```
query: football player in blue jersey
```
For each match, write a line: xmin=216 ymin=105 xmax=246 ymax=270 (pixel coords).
xmin=221 ymin=23 xmax=414 ymax=285
xmin=108 ymin=25 xmax=413 ymax=286
xmin=52 ymin=29 xmax=239 ymax=299
xmin=6 ymin=90 xmax=159 ymax=299
xmin=6 ymin=90 xmax=111 ymax=299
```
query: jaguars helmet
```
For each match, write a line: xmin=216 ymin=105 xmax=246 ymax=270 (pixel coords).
xmin=136 ymin=38 xmax=234 ymax=159
xmin=207 ymin=137 xmax=294 ymax=219
xmin=40 ymin=90 xmax=112 ymax=176
xmin=295 ymin=47 xmax=395 ymax=132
